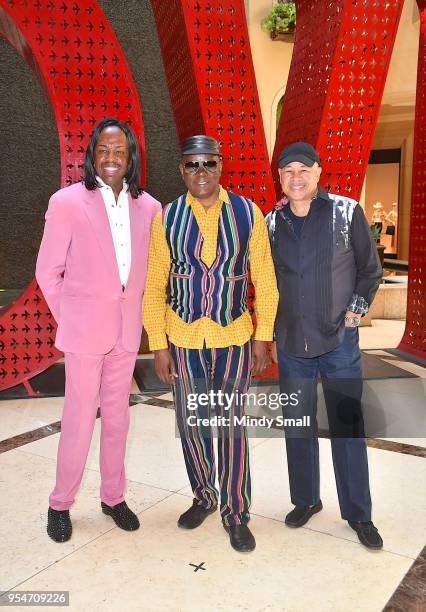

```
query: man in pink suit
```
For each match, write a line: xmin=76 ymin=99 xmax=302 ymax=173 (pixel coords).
xmin=36 ymin=117 xmax=160 ymax=542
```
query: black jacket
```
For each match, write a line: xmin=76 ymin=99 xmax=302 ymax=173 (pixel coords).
xmin=266 ymin=187 xmax=382 ymax=357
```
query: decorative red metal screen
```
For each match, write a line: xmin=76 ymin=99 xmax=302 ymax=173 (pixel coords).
xmin=398 ymin=0 xmax=426 ymax=358
xmin=272 ymin=0 xmax=404 ymax=199
xmin=150 ymin=0 xmax=276 ymax=213
xmin=0 ymin=0 xmax=145 ymax=393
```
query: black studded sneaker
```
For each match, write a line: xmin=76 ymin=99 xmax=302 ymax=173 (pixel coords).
xmin=348 ymin=521 xmax=383 ymax=549
xmin=101 ymin=501 xmax=140 ymax=531
xmin=47 ymin=507 xmax=72 ymax=543
xmin=178 ymin=499 xmax=217 ymax=529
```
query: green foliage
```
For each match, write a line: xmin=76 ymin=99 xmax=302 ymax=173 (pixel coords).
xmin=370 ymin=223 xmax=381 ymax=242
xmin=276 ymin=95 xmax=284 ymax=130
xmin=261 ymin=2 xmax=296 ymax=34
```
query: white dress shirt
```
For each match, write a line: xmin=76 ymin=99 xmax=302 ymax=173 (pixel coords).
xmin=96 ymin=176 xmax=132 ymax=287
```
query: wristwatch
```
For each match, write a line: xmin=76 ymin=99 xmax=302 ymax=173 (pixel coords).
xmin=345 ymin=316 xmax=360 ymax=327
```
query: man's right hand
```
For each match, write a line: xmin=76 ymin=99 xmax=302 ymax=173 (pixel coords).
xmin=154 ymin=349 xmax=177 ymax=384
xmin=269 ymin=341 xmax=278 ymax=364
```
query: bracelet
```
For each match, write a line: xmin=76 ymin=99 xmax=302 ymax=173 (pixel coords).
xmin=345 ymin=316 xmax=360 ymax=327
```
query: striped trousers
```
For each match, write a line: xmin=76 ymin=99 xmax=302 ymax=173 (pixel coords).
xmin=170 ymin=341 xmax=252 ymax=526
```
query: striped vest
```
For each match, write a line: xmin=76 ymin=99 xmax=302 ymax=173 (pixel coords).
xmin=163 ymin=191 xmax=254 ymax=326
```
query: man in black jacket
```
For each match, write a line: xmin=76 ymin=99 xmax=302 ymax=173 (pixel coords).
xmin=268 ymin=142 xmax=383 ymax=549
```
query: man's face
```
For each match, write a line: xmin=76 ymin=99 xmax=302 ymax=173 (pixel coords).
xmin=179 ymin=154 xmax=222 ymax=202
xmin=94 ymin=126 xmax=129 ymax=194
xmin=279 ymin=161 xmax=322 ymax=203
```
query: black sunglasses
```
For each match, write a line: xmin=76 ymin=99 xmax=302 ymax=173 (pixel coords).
xmin=183 ymin=160 xmax=220 ymax=174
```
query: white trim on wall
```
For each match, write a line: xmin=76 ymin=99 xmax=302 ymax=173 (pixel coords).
xmin=269 ymin=82 xmax=287 ymax=157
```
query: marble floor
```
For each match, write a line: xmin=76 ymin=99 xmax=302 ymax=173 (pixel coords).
xmin=0 ymin=320 xmax=425 ymax=612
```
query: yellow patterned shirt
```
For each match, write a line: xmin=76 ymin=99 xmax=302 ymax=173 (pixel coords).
xmin=142 ymin=185 xmax=278 ymax=350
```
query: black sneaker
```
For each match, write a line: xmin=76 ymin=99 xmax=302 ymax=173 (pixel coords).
xmin=224 ymin=524 xmax=256 ymax=553
xmin=178 ymin=499 xmax=217 ymax=529
xmin=47 ymin=507 xmax=72 ymax=543
xmin=285 ymin=500 xmax=323 ymax=527
xmin=101 ymin=501 xmax=140 ymax=531
xmin=348 ymin=521 xmax=383 ymax=549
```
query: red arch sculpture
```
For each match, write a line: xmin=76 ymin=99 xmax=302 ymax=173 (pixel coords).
xmin=398 ymin=0 xmax=426 ymax=358
xmin=0 ymin=0 xmax=145 ymax=393
xmin=150 ymin=0 xmax=276 ymax=214
xmin=272 ymin=0 xmax=404 ymax=197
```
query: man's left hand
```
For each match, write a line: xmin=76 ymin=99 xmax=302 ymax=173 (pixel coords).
xmin=345 ymin=311 xmax=362 ymax=327
xmin=251 ymin=340 xmax=269 ymax=376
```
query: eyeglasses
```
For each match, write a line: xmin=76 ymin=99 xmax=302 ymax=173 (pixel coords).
xmin=183 ymin=160 xmax=220 ymax=175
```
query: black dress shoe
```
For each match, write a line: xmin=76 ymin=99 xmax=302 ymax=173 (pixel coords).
xmin=285 ymin=500 xmax=323 ymax=527
xmin=348 ymin=521 xmax=383 ymax=549
xmin=224 ymin=524 xmax=256 ymax=552
xmin=47 ymin=507 xmax=72 ymax=543
xmin=178 ymin=499 xmax=217 ymax=529
xmin=101 ymin=501 xmax=140 ymax=531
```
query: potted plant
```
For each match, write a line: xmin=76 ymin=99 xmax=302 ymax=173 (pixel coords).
xmin=370 ymin=223 xmax=386 ymax=266
xmin=261 ymin=1 xmax=296 ymax=41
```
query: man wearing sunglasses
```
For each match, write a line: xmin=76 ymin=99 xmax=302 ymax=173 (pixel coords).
xmin=143 ymin=135 xmax=278 ymax=552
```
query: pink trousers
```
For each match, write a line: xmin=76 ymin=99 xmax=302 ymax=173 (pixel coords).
xmin=49 ymin=339 xmax=137 ymax=511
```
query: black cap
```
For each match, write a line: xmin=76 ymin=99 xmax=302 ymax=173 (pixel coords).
xmin=181 ymin=135 xmax=221 ymax=156
xmin=278 ymin=142 xmax=320 ymax=168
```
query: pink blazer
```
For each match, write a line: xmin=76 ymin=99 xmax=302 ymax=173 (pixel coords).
xmin=36 ymin=181 xmax=161 ymax=354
